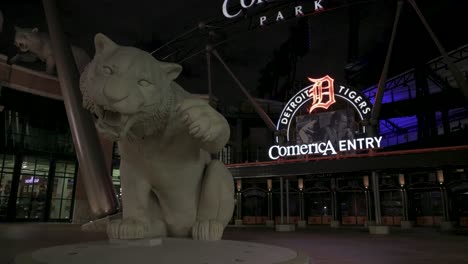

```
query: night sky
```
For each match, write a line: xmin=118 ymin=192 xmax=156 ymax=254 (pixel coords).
xmin=1 ymin=0 xmax=467 ymax=106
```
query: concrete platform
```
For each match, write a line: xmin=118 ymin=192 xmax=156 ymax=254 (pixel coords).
xmin=14 ymin=238 xmax=308 ymax=264
xmin=440 ymin=221 xmax=455 ymax=231
xmin=276 ymin=224 xmax=296 ymax=232
xmin=265 ymin=220 xmax=275 ymax=227
xmin=330 ymin=220 xmax=340 ymax=228
xmin=401 ymin=221 xmax=414 ymax=229
xmin=369 ymin=225 xmax=390 ymax=235
xmin=297 ymin=220 xmax=307 ymax=228
xmin=235 ymin=219 xmax=243 ymax=226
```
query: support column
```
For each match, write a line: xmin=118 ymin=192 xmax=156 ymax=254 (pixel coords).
xmin=265 ymin=179 xmax=274 ymax=227
xmin=286 ymin=178 xmax=290 ymax=224
xmin=235 ymin=179 xmax=243 ymax=226
xmin=276 ymin=177 xmax=294 ymax=231
xmin=235 ymin=118 xmax=243 ymax=163
xmin=330 ymin=178 xmax=340 ymax=228
xmin=297 ymin=177 xmax=306 ymax=228
xmin=364 ymin=188 xmax=375 ymax=227
xmin=363 ymin=175 xmax=375 ymax=227
xmin=280 ymin=177 xmax=284 ymax=224
xmin=73 ymin=135 xmax=115 ymax=225
xmin=369 ymin=171 xmax=389 ymax=234
xmin=400 ymin=186 xmax=413 ymax=229
xmin=440 ymin=186 xmax=453 ymax=230
xmin=42 ymin=0 xmax=118 ymax=219
xmin=266 ymin=190 xmax=274 ymax=227
xmin=437 ymin=170 xmax=454 ymax=230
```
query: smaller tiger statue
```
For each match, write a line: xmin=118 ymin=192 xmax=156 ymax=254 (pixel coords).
xmin=10 ymin=26 xmax=90 ymax=74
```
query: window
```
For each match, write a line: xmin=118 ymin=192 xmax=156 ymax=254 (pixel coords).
xmin=49 ymin=161 xmax=76 ymax=220
xmin=0 ymin=154 xmax=15 ymax=219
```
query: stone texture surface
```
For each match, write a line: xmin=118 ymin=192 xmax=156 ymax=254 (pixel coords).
xmin=276 ymin=224 xmax=296 ymax=232
xmin=401 ymin=220 xmax=414 ymax=229
xmin=440 ymin=221 xmax=455 ymax=231
xmin=2 ymin=224 xmax=468 ymax=264
xmin=297 ymin=221 xmax=307 ymax=228
xmin=79 ymin=34 xmax=234 ymax=241
xmin=330 ymin=220 xmax=340 ymax=228
xmin=15 ymin=238 xmax=307 ymax=264
xmin=369 ymin=225 xmax=390 ymax=235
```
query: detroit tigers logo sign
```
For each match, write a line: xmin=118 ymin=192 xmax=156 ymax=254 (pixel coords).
xmin=307 ymin=75 xmax=336 ymax=113
xmin=275 ymin=75 xmax=373 ymax=144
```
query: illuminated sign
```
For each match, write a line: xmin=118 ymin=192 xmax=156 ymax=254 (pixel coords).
xmin=276 ymin=75 xmax=372 ymax=142
xmin=25 ymin=176 xmax=39 ymax=184
xmin=268 ymin=136 xmax=383 ymax=159
xmin=222 ymin=0 xmax=326 ymax=26
xmin=268 ymin=75 xmax=377 ymax=159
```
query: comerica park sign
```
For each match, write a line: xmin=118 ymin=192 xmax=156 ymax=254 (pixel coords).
xmin=268 ymin=75 xmax=381 ymax=159
xmin=222 ymin=0 xmax=326 ymax=26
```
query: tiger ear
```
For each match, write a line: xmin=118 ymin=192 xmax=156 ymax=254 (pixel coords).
xmin=160 ymin=62 xmax=182 ymax=80
xmin=94 ymin=33 xmax=118 ymax=56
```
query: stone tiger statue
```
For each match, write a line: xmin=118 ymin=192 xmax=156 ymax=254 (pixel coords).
xmin=79 ymin=33 xmax=234 ymax=241
xmin=11 ymin=26 xmax=90 ymax=74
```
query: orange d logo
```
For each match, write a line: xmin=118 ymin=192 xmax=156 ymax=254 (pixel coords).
xmin=307 ymin=75 xmax=336 ymax=113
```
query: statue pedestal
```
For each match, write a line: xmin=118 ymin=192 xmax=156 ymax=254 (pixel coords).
xmin=400 ymin=221 xmax=414 ymax=229
xmin=330 ymin=220 xmax=340 ymax=228
xmin=275 ymin=224 xmax=296 ymax=232
xmin=234 ymin=219 xmax=243 ymax=226
xmin=297 ymin=220 xmax=307 ymax=228
xmin=369 ymin=225 xmax=390 ymax=235
xmin=265 ymin=220 xmax=275 ymax=227
xmin=440 ymin=221 xmax=455 ymax=231
xmin=14 ymin=238 xmax=308 ymax=264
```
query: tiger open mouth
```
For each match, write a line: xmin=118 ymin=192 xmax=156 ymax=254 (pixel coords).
xmin=15 ymin=42 xmax=29 ymax=52
xmin=91 ymin=105 xmax=136 ymax=139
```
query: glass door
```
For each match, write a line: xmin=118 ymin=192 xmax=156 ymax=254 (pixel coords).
xmin=15 ymin=157 xmax=50 ymax=220
xmin=0 ymin=155 xmax=15 ymax=219
xmin=49 ymin=161 xmax=76 ymax=220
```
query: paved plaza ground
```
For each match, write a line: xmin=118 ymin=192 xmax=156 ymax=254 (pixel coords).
xmin=1 ymin=224 xmax=467 ymax=264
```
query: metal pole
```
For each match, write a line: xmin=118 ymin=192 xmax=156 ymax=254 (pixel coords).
xmin=286 ymin=178 xmax=290 ymax=224
xmin=299 ymin=192 xmax=303 ymax=220
xmin=206 ymin=47 xmax=214 ymax=106
xmin=371 ymin=171 xmax=382 ymax=225
xmin=400 ymin=188 xmax=406 ymax=220
xmin=407 ymin=0 xmax=468 ymax=101
xmin=369 ymin=0 xmax=404 ymax=136
xmin=440 ymin=186 xmax=449 ymax=221
xmin=404 ymin=189 xmax=409 ymax=221
xmin=280 ymin=176 xmax=284 ymax=224
xmin=365 ymin=190 xmax=369 ymax=222
xmin=237 ymin=192 xmax=242 ymax=220
xmin=268 ymin=192 xmax=272 ymax=220
xmin=210 ymin=48 xmax=277 ymax=132
xmin=42 ymin=0 xmax=118 ymax=218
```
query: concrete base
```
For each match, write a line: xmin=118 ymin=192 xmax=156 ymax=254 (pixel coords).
xmin=297 ymin=220 xmax=307 ymax=228
xmin=401 ymin=221 xmax=414 ymax=229
xmin=81 ymin=213 xmax=122 ymax=232
xmin=275 ymin=224 xmax=296 ymax=232
xmin=440 ymin=221 xmax=455 ymax=231
xmin=364 ymin=220 xmax=376 ymax=228
xmin=369 ymin=225 xmax=390 ymax=235
xmin=265 ymin=220 xmax=275 ymax=227
xmin=330 ymin=220 xmax=340 ymax=228
xmin=14 ymin=238 xmax=309 ymax=264
xmin=235 ymin=219 xmax=243 ymax=226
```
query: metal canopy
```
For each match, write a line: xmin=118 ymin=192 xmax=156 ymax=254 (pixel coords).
xmin=227 ymin=146 xmax=468 ymax=178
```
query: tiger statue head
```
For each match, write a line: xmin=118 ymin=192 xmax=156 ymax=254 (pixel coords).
xmin=79 ymin=33 xmax=183 ymax=141
xmin=14 ymin=27 xmax=42 ymax=53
